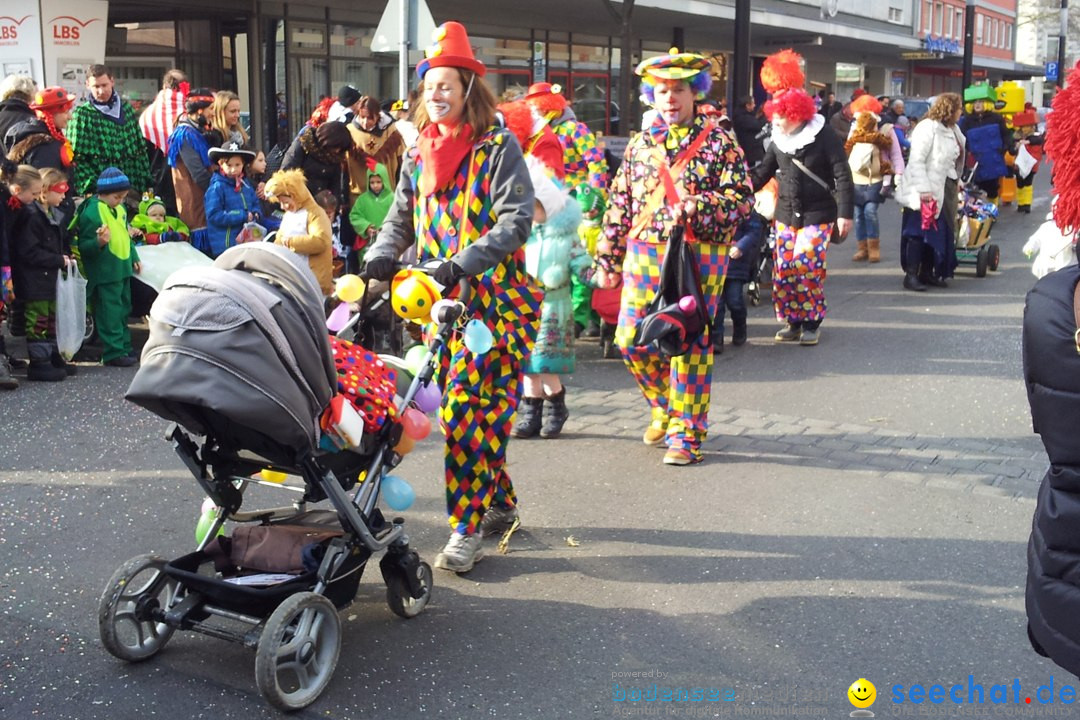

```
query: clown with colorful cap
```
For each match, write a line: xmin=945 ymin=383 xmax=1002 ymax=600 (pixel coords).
xmin=750 ymin=48 xmax=854 ymax=347
xmin=361 ymin=20 xmax=541 ymax=574
xmin=597 ymin=46 xmax=752 ymax=467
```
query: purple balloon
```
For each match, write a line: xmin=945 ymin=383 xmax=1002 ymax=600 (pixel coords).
xmin=413 ymin=380 xmax=442 ymax=414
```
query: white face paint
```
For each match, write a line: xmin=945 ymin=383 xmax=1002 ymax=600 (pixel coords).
xmin=426 ymin=100 xmax=452 ymax=120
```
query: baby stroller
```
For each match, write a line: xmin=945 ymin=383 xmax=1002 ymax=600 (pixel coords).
xmin=954 ymin=180 xmax=1001 ymax=278
xmin=100 ymin=244 xmax=451 ymax=710
xmin=746 ymin=222 xmax=775 ymax=307
xmin=591 ymin=284 xmax=622 ymax=359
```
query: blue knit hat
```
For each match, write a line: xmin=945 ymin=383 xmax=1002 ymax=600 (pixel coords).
xmin=96 ymin=167 xmax=131 ymax=194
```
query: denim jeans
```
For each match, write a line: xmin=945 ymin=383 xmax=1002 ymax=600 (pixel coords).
xmin=853 ymin=182 xmax=883 ymax=241
xmin=714 ymin=279 xmax=747 ymax=329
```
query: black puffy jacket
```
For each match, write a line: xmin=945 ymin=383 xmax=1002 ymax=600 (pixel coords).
xmin=1024 ymin=263 xmax=1080 ymax=676
xmin=11 ymin=202 xmax=69 ymax=301
xmin=751 ymin=121 xmax=854 ymax=229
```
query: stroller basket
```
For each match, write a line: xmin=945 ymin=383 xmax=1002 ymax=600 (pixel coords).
xmin=164 ymin=542 xmax=368 ymax=616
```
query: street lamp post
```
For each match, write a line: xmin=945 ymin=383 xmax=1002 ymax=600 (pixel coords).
xmin=962 ymin=0 xmax=975 ymax=90
xmin=1059 ymin=0 xmax=1069 ymax=89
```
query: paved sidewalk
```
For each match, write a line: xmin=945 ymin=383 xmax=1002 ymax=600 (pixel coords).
xmin=564 ymin=387 xmax=1048 ymax=500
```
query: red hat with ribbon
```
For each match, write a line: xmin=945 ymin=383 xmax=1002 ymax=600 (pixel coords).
xmin=417 ymin=21 xmax=486 ymax=80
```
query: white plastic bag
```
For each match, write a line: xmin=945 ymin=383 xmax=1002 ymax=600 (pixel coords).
xmin=55 ymin=264 xmax=87 ymax=359
xmin=1014 ymin=144 xmax=1037 ymax=180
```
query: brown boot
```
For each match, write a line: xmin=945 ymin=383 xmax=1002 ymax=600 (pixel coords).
xmin=867 ymin=238 xmax=881 ymax=263
xmin=852 ymin=240 xmax=868 ymax=261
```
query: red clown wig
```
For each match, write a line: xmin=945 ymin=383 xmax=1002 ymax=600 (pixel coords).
xmin=760 ymin=49 xmax=805 ymax=94
xmin=1046 ymin=60 xmax=1080 ymax=237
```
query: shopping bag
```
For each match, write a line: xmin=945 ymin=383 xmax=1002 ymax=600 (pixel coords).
xmin=236 ymin=221 xmax=267 ymax=244
xmin=55 ymin=265 xmax=87 ymax=359
xmin=632 ymin=225 xmax=710 ymax=357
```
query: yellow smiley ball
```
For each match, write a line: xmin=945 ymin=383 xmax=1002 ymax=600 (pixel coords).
xmin=848 ymin=678 xmax=876 ymax=709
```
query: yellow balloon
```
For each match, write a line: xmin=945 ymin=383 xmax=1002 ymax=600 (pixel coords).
xmin=335 ymin=274 xmax=366 ymax=303
xmin=260 ymin=469 xmax=288 ymax=483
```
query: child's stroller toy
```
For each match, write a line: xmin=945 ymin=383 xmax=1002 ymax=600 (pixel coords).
xmin=955 ymin=183 xmax=1001 ymax=278
xmin=102 ymin=244 xmax=458 ymax=710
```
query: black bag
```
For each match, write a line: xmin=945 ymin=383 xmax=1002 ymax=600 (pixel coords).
xmin=632 ymin=225 xmax=710 ymax=357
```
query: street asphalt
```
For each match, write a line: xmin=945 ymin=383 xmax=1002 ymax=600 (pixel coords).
xmin=0 ymin=169 xmax=1067 ymax=719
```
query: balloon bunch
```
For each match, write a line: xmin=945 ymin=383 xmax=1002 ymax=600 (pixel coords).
xmin=326 ymin=274 xmax=367 ymax=332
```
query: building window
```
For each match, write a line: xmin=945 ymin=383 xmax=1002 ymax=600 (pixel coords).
xmin=935 ymin=2 xmax=944 ymax=35
xmin=888 ymin=7 xmax=904 ymax=23
xmin=925 ymin=1 xmax=933 ymax=33
xmin=945 ymin=6 xmax=953 ymax=39
xmin=1006 ymin=22 xmax=1012 ymax=50
xmin=976 ymin=14 xmax=983 ymax=44
xmin=955 ymin=9 xmax=964 ymax=39
xmin=1000 ymin=20 xmax=1007 ymax=49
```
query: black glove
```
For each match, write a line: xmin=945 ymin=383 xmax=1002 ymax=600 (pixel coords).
xmin=363 ymin=257 xmax=396 ymax=281
xmin=432 ymin=260 xmax=466 ymax=288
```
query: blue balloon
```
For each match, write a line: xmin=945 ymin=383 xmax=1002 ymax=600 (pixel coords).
xmin=382 ymin=474 xmax=416 ymax=511
xmin=463 ymin=318 xmax=493 ymax=354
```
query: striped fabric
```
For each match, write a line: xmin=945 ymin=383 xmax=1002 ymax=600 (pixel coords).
xmin=139 ymin=89 xmax=185 ymax=153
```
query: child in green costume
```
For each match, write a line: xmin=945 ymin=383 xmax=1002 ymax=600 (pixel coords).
xmin=348 ymin=162 xmax=393 ymax=263
xmin=75 ymin=167 xmax=142 ymax=367
xmin=131 ymin=195 xmax=190 ymax=245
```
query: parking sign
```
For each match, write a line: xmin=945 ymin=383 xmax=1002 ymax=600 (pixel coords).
xmin=1046 ymin=61 xmax=1059 ymax=82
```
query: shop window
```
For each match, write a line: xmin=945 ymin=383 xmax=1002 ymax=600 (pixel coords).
xmin=291 ymin=24 xmax=326 ymax=51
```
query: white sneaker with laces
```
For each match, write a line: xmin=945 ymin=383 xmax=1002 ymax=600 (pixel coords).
xmin=433 ymin=532 xmax=484 ymax=573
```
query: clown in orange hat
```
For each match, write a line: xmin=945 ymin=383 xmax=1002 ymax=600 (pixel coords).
xmin=750 ymin=48 xmax=854 ymax=347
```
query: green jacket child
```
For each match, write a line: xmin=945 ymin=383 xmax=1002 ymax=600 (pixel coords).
xmin=130 ymin=195 xmax=190 ymax=245
xmin=75 ymin=167 xmax=141 ymax=366
xmin=348 ymin=162 xmax=393 ymax=257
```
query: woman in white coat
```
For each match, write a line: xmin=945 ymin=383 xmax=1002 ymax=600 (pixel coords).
xmin=895 ymin=93 xmax=965 ymax=291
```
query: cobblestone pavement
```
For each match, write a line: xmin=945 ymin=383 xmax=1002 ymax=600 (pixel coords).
xmin=564 ymin=388 xmax=1048 ymax=500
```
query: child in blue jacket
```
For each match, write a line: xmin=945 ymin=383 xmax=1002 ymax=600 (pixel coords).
xmin=203 ymin=143 xmax=258 ymax=258
xmin=713 ymin=212 xmax=766 ymax=354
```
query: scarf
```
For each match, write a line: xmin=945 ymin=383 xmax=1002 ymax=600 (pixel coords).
xmin=91 ymin=92 xmax=123 ymax=122
xmin=416 ymin=123 xmax=474 ymax=197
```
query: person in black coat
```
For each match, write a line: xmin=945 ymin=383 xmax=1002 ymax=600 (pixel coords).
xmin=0 ymin=75 xmax=36 ymax=151
xmin=1024 ymin=262 xmax=1080 ymax=675
xmin=1024 ymin=62 xmax=1080 ymax=678
xmin=10 ymin=167 xmax=75 ymax=381
xmin=751 ymin=50 xmax=854 ymax=347
xmin=281 ymin=120 xmax=352 ymax=199
xmin=732 ymin=96 xmax=766 ymax=167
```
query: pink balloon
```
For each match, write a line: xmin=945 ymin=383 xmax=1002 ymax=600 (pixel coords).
xmin=401 ymin=407 xmax=432 ymax=440
xmin=413 ymin=380 xmax=441 ymax=414
xmin=678 ymin=295 xmax=697 ymax=314
xmin=326 ymin=302 xmax=352 ymax=332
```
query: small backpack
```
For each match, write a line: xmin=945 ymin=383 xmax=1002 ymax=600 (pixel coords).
xmin=848 ymin=142 xmax=878 ymax=175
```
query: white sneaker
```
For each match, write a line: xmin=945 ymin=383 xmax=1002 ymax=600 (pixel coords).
xmin=480 ymin=504 xmax=519 ymax=538
xmin=433 ymin=532 xmax=484 ymax=573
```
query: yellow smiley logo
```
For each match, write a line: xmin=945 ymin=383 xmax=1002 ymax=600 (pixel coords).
xmin=847 ymin=678 xmax=876 ymax=709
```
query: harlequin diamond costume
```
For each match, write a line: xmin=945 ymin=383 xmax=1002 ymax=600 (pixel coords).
xmin=363 ymin=21 xmax=541 ymax=572
xmin=598 ymin=48 xmax=752 ymax=466
xmin=67 ymin=82 xmax=152 ymax=197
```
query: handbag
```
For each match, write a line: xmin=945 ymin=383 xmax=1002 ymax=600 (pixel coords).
xmin=632 ymin=225 xmax=710 ymax=357
xmin=789 ymin=156 xmax=846 ymax=245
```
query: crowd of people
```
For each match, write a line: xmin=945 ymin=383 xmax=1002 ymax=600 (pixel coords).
xmin=0 ymin=27 xmax=1072 ymax=575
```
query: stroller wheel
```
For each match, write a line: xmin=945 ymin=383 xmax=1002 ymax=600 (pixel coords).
xmin=98 ymin=554 xmax=179 ymax=662
xmin=987 ymin=243 xmax=1001 ymax=272
xmin=386 ymin=561 xmax=433 ymax=619
xmin=256 ymin=592 xmax=341 ymax=711
xmin=748 ymin=285 xmax=761 ymax=307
